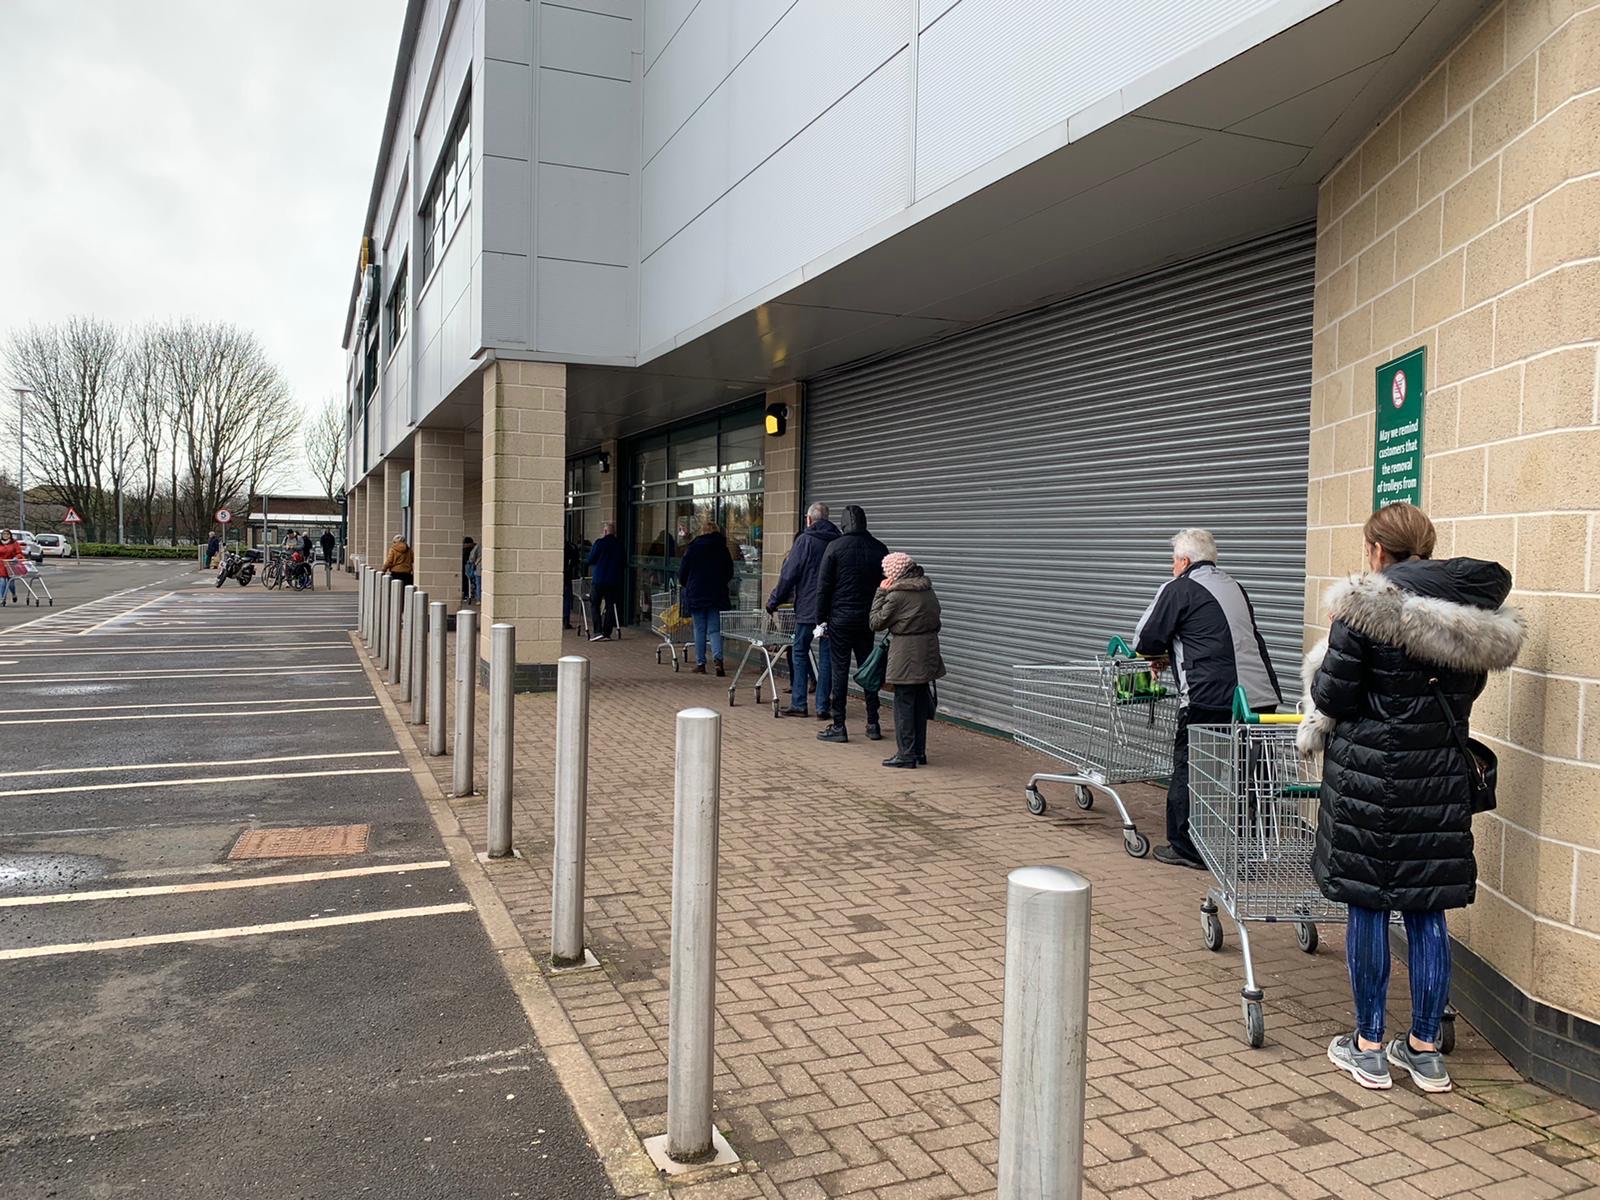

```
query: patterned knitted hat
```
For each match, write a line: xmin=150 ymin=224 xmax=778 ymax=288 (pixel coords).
xmin=882 ymin=552 xmax=915 ymax=586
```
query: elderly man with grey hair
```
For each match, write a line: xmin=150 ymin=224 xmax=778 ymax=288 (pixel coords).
xmin=1135 ymin=528 xmax=1283 ymax=869
xmin=767 ymin=501 xmax=841 ymax=717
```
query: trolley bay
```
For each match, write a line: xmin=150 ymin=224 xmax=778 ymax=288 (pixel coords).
xmin=0 ymin=571 xmax=615 ymax=1200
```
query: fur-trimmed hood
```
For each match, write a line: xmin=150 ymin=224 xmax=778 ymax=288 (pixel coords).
xmin=1297 ymin=560 xmax=1524 ymax=754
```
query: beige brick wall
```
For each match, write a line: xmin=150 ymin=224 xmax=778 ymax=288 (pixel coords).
xmin=413 ymin=429 xmax=466 ymax=615
xmin=762 ymin=382 xmax=804 ymax=603
xmin=381 ymin=457 xmax=408 ymax=552
xmin=480 ymin=360 xmax=566 ymax=674
xmin=1308 ymin=0 xmax=1600 ymax=1019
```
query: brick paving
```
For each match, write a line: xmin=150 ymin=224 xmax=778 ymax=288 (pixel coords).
xmin=389 ymin=625 xmax=1600 ymax=1199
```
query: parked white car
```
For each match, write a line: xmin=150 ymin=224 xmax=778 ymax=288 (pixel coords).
xmin=32 ymin=533 xmax=73 ymax=559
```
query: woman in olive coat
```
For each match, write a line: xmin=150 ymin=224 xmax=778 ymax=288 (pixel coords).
xmin=1300 ymin=504 xmax=1522 ymax=1096
xmin=869 ymin=552 xmax=945 ymax=769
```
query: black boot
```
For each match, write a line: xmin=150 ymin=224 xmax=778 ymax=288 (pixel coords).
xmin=865 ymin=722 xmax=883 ymax=741
xmin=817 ymin=725 xmax=848 ymax=744
xmin=714 ymin=658 xmax=725 ymax=678
xmin=881 ymin=755 xmax=916 ymax=768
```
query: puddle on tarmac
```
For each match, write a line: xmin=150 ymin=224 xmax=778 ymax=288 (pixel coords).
xmin=42 ymin=684 xmax=118 ymax=696
xmin=0 ymin=853 xmax=111 ymax=895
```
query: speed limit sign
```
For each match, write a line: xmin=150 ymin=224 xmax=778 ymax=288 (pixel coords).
xmin=215 ymin=508 xmax=233 ymax=525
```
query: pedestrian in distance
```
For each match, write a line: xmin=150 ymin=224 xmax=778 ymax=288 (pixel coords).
xmin=680 ymin=520 xmax=734 ymax=676
xmin=766 ymin=501 xmax=841 ymax=717
xmin=206 ymin=530 xmax=221 ymax=569
xmin=1301 ymin=503 xmax=1523 ymax=1096
xmin=814 ymin=504 xmax=889 ymax=743
xmin=563 ymin=537 xmax=581 ymax=630
xmin=0 ymin=529 xmax=23 ymax=606
xmin=587 ymin=521 xmax=624 ymax=641
xmin=1135 ymin=528 xmax=1283 ymax=870
xmin=461 ymin=536 xmax=476 ymax=603
xmin=869 ymin=552 xmax=945 ymax=768
xmin=319 ymin=527 xmax=336 ymax=564
xmin=382 ymin=534 xmax=415 ymax=589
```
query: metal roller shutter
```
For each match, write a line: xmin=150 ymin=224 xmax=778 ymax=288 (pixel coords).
xmin=804 ymin=226 xmax=1314 ymax=731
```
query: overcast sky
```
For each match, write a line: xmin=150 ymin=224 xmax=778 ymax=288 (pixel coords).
xmin=0 ymin=0 xmax=403 ymax=476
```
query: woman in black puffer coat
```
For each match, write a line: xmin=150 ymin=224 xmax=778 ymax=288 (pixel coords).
xmin=1300 ymin=504 xmax=1522 ymax=1096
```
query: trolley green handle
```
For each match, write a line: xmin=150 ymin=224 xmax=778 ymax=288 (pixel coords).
xmin=1106 ymin=635 xmax=1137 ymax=657
xmin=1232 ymin=686 xmax=1303 ymax=724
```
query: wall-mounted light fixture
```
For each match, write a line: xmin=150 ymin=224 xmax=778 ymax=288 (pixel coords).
xmin=598 ymin=452 xmax=612 ymax=474
xmin=764 ymin=402 xmax=788 ymax=437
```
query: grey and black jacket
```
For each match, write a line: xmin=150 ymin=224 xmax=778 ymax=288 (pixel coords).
xmin=1134 ymin=561 xmax=1281 ymax=712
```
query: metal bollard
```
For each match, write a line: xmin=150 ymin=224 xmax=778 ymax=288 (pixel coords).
xmin=453 ymin=609 xmax=478 ymax=795
xmin=367 ymin=568 xmax=378 ymax=645
xmin=387 ymin=579 xmax=404 ymax=683
xmin=665 ymin=707 xmax=722 ymax=1164
xmin=551 ymin=655 xmax=591 ymax=966
xmin=359 ymin=567 xmax=370 ymax=643
xmin=399 ymin=585 xmax=417 ymax=692
xmin=378 ymin=572 xmax=393 ymax=664
xmin=486 ymin=623 xmax=515 ymax=857
xmin=427 ymin=601 xmax=447 ymax=755
xmin=410 ymin=590 xmax=428 ymax=724
xmin=996 ymin=866 xmax=1091 ymax=1200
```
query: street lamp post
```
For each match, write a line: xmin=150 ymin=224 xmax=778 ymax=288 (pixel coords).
xmin=12 ymin=389 xmax=28 ymax=531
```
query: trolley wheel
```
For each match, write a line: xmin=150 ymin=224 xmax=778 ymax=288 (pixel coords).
xmin=1201 ymin=906 xmax=1224 ymax=952
xmin=655 ymin=647 xmax=664 ymax=664
xmin=771 ymin=698 xmax=781 ymax=719
xmin=1243 ymin=998 xmax=1265 ymax=1048
xmin=1439 ymin=1011 xmax=1457 ymax=1055
xmin=1123 ymin=830 xmax=1150 ymax=859
xmin=1025 ymin=788 xmax=1047 ymax=816
xmin=727 ymin=687 xmax=737 ymax=707
xmin=1074 ymin=785 xmax=1094 ymax=810
xmin=754 ymin=686 xmax=763 ymax=705
xmin=1296 ymin=922 xmax=1319 ymax=954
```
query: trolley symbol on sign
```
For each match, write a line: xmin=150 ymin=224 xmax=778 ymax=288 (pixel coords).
xmin=1012 ymin=637 xmax=1176 ymax=859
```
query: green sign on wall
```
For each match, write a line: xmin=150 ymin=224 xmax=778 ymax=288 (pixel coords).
xmin=1374 ymin=347 xmax=1425 ymax=510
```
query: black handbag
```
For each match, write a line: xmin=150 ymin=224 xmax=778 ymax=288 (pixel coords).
xmin=1429 ymin=677 xmax=1498 ymax=814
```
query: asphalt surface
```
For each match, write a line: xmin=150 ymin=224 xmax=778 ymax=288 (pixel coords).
xmin=0 ymin=567 xmax=618 ymax=1199
xmin=0 ymin=557 xmax=193 ymax=632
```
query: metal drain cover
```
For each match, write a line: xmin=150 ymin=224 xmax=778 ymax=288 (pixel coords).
xmin=230 ymin=824 xmax=370 ymax=860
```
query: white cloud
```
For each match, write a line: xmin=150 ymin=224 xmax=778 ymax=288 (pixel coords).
xmin=0 ymin=0 xmax=402 ymax=487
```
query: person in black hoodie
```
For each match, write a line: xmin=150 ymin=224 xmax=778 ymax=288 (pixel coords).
xmin=767 ymin=502 xmax=841 ymax=718
xmin=1300 ymin=503 xmax=1523 ymax=1097
xmin=813 ymin=504 xmax=888 ymax=743
xmin=679 ymin=521 xmax=734 ymax=676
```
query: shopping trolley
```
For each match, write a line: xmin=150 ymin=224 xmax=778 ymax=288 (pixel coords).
xmin=6 ymin=559 xmax=53 ymax=606
xmin=721 ymin=608 xmax=797 ymax=717
xmin=1012 ymin=638 xmax=1176 ymax=858
xmin=650 ymin=590 xmax=693 ymax=670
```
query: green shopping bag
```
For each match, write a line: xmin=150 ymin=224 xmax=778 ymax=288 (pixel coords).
xmin=854 ymin=634 xmax=891 ymax=692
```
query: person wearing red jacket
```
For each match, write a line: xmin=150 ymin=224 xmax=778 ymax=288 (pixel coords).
xmin=0 ymin=530 xmax=24 ymax=606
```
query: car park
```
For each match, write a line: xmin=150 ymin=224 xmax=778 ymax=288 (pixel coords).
xmin=32 ymin=533 xmax=73 ymax=559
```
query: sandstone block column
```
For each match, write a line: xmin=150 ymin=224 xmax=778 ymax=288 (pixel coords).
xmin=346 ymin=484 xmax=362 ymax=565
xmin=414 ymin=429 xmax=466 ymax=614
xmin=761 ymin=382 xmax=803 ymax=602
xmin=360 ymin=476 xmax=380 ymax=566
xmin=382 ymin=458 xmax=409 ymax=552
xmin=481 ymin=360 xmax=566 ymax=689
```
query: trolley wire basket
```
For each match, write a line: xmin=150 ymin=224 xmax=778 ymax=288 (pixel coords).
xmin=1012 ymin=637 xmax=1177 ymax=858
xmin=5 ymin=559 xmax=53 ymax=607
xmin=722 ymin=607 xmax=798 ymax=717
xmin=650 ymin=589 xmax=693 ymax=671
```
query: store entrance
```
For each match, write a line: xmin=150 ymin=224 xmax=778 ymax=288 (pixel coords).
xmin=625 ymin=406 xmax=764 ymax=625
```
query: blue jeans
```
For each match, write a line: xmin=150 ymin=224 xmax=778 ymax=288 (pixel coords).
xmin=1347 ymin=906 xmax=1451 ymax=1045
xmin=691 ymin=609 xmax=723 ymax=664
xmin=791 ymin=622 xmax=831 ymax=713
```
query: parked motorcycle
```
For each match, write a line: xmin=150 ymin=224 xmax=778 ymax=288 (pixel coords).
xmin=214 ymin=550 xmax=255 ymax=587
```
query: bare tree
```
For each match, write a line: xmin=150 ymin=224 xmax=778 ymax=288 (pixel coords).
xmin=161 ymin=321 xmax=298 ymax=541
xmin=305 ymin=395 xmax=343 ymax=500
xmin=4 ymin=317 xmax=123 ymax=540
xmin=123 ymin=326 xmax=167 ymax=542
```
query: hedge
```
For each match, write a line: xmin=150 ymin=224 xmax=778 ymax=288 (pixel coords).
xmin=77 ymin=543 xmax=202 ymax=560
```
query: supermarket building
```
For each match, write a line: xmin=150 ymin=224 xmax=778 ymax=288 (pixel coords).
xmin=341 ymin=0 xmax=1600 ymax=1102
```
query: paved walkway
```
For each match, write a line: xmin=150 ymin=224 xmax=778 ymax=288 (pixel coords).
xmin=383 ymin=621 xmax=1600 ymax=1200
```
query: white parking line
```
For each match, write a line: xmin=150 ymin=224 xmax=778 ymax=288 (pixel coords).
xmin=8 ymin=750 xmax=399 ymax=779
xmin=0 ymin=903 xmax=475 ymax=960
xmin=0 ymin=643 xmax=350 ymax=657
xmin=0 ymin=704 xmax=380 ymax=726
xmin=0 ymin=695 xmax=372 ymax=715
xmin=0 ymin=766 xmax=409 ymax=799
xmin=0 ymin=860 xmax=452 ymax=907
xmin=0 ymin=667 xmax=364 ymax=684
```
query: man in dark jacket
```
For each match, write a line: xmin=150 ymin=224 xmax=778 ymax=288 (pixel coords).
xmin=563 ymin=539 xmax=581 ymax=629
xmin=587 ymin=522 xmax=625 ymax=641
xmin=814 ymin=504 xmax=889 ymax=743
xmin=319 ymin=528 xmax=336 ymax=563
xmin=1135 ymin=528 xmax=1282 ymax=869
xmin=679 ymin=523 xmax=734 ymax=675
xmin=767 ymin=502 xmax=841 ymax=717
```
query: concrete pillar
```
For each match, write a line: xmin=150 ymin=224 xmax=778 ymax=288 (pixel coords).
xmin=360 ymin=477 xmax=379 ymax=567
xmin=761 ymin=382 xmax=803 ymax=602
xmin=415 ymin=429 xmax=466 ymax=615
xmin=480 ymin=360 xmax=565 ymax=690
xmin=346 ymin=485 xmax=360 ymax=567
xmin=382 ymin=458 xmax=409 ymax=550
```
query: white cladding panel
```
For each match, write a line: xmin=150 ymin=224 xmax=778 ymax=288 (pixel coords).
xmin=484 ymin=0 xmax=533 ymax=63
xmin=643 ymin=0 xmax=697 ymax=71
xmin=539 ymin=68 xmax=633 ymax=174
xmin=640 ymin=0 xmax=910 ymax=258
xmin=538 ymin=259 xmax=632 ymax=357
xmin=538 ymin=163 xmax=633 ymax=266
xmin=640 ymin=47 xmax=912 ymax=352
xmin=914 ymin=0 xmax=1296 ymax=199
xmin=539 ymin=3 xmax=632 ymax=79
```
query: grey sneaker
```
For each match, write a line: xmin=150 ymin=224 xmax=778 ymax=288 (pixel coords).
xmin=1387 ymin=1037 xmax=1453 ymax=1093
xmin=1327 ymin=1033 xmax=1392 ymax=1090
